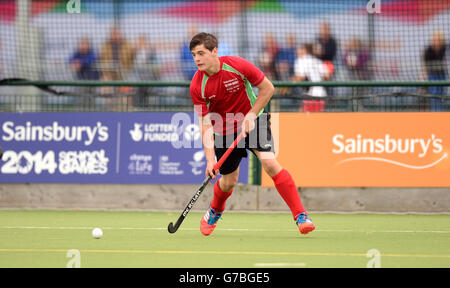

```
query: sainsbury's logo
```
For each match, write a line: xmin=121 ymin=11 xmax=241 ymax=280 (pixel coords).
xmin=332 ymin=134 xmax=448 ymax=169
xmin=1 ymin=121 xmax=108 ymax=146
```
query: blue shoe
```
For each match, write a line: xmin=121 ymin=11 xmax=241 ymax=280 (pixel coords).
xmin=200 ymin=207 xmax=222 ymax=236
xmin=296 ymin=212 xmax=316 ymax=234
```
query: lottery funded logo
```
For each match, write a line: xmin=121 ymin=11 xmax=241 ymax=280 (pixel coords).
xmin=129 ymin=123 xmax=179 ymax=143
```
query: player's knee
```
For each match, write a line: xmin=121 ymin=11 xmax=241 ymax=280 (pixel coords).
xmin=221 ymin=178 xmax=237 ymax=192
xmin=261 ymin=160 xmax=282 ymax=177
xmin=264 ymin=166 xmax=279 ymax=177
xmin=220 ymin=173 xmax=238 ymax=192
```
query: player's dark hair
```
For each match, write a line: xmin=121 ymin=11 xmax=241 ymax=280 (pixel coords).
xmin=190 ymin=32 xmax=218 ymax=52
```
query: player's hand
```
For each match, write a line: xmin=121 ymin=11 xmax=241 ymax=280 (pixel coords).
xmin=205 ymin=160 xmax=218 ymax=180
xmin=242 ymin=112 xmax=257 ymax=137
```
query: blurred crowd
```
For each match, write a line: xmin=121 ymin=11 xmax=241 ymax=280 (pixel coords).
xmin=67 ymin=23 xmax=448 ymax=111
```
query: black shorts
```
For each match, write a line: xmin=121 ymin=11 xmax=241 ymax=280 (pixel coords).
xmin=214 ymin=112 xmax=275 ymax=175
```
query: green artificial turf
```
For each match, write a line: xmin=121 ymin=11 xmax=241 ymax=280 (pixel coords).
xmin=0 ymin=210 xmax=448 ymax=268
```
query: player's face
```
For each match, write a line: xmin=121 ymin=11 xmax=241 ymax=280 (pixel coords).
xmin=191 ymin=44 xmax=218 ymax=73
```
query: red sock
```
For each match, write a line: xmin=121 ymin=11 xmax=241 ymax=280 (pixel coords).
xmin=272 ymin=169 xmax=306 ymax=220
xmin=211 ymin=179 xmax=232 ymax=212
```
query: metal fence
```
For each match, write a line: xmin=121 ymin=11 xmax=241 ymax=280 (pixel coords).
xmin=0 ymin=80 xmax=449 ymax=113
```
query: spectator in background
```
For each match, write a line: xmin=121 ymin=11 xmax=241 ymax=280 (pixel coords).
xmin=275 ymin=33 xmax=297 ymax=79
xmin=312 ymin=42 xmax=335 ymax=80
xmin=69 ymin=38 xmax=99 ymax=108
xmin=274 ymin=34 xmax=297 ymax=100
xmin=99 ymin=26 xmax=135 ymax=95
xmin=316 ymin=23 xmax=337 ymax=96
xmin=69 ymin=38 xmax=99 ymax=81
xmin=257 ymin=33 xmax=280 ymax=80
xmin=342 ymin=38 xmax=370 ymax=81
xmin=342 ymin=38 xmax=370 ymax=110
xmin=292 ymin=43 xmax=331 ymax=112
xmin=316 ymin=23 xmax=337 ymax=63
xmin=180 ymin=25 xmax=199 ymax=81
xmin=131 ymin=35 xmax=160 ymax=107
xmin=422 ymin=30 xmax=447 ymax=111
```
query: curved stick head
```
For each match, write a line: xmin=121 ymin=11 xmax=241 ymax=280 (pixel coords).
xmin=167 ymin=222 xmax=177 ymax=234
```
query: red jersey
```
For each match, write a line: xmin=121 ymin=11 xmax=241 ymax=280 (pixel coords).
xmin=190 ymin=56 xmax=265 ymax=135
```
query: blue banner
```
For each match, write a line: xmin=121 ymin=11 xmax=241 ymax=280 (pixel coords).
xmin=0 ymin=113 xmax=249 ymax=184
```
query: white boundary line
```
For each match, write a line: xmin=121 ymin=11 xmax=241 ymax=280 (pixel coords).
xmin=0 ymin=226 xmax=448 ymax=234
xmin=254 ymin=262 xmax=306 ymax=267
xmin=0 ymin=248 xmax=448 ymax=259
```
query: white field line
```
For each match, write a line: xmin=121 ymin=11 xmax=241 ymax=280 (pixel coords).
xmin=0 ymin=248 xmax=448 ymax=259
xmin=0 ymin=226 xmax=449 ymax=234
xmin=254 ymin=262 xmax=306 ymax=267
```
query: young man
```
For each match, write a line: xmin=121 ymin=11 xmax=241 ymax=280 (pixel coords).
xmin=189 ymin=33 xmax=315 ymax=236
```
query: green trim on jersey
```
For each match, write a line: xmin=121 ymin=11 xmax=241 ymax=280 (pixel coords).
xmin=201 ymin=74 xmax=209 ymax=100
xmin=222 ymin=63 xmax=263 ymax=116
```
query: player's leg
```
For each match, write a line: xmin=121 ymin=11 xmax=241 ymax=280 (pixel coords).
xmin=201 ymin=168 xmax=240 ymax=236
xmin=211 ymin=166 xmax=238 ymax=207
xmin=200 ymin=138 xmax=246 ymax=236
xmin=253 ymin=150 xmax=305 ymax=215
xmin=247 ymin=112 xmax=306 ymax=220
xmin=249 ymin=112 xmax=315 ymax=234
xmin=253 ymin=150 xmax=315 ymax=234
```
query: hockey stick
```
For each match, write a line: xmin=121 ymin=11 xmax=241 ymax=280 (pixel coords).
xmin=168 ymin=132 xmax=244 ymax=234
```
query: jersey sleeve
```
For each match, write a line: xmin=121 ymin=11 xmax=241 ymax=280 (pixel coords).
xmin=190 ymin=73 xmax=209 ymax=117
xmin=228 ymin=56 xmax=265 ymax=86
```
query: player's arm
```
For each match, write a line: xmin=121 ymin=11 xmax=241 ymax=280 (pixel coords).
xmin=242 ymin=77 xmax=275 ymax=137
xmin=191 ymin=76 xmax=218 ymax=179
xmin=199 ymin=113 xmax=218 ymax=179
